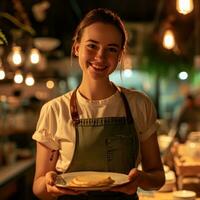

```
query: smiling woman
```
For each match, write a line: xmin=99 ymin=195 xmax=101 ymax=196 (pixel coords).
xmin=32 ymin=8 xmax=165 ymax=200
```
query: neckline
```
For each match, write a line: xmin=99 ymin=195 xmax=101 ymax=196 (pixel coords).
xmin=77 ymin=82 xmax=118 ymax=102
xmin=76 ymin=87 xmax=120 ymax=105
xmin=70 ymin=85 xmax=133 ymax=125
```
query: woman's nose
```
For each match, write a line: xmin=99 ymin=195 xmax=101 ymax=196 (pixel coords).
xmin=95 ymin=48 xmax=106 ymax=60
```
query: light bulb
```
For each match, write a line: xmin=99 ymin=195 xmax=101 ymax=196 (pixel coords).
xmin=8 ymin=46 xmax=24 ymax=67
xmin=30 ymin=48 xmax=40 ymax=64
xmin=14 ymin=70 xmax=23 ymax=84
xmin=46 ymin=80 xmax=55 ymax=89
xmin=25 ymin=73 xmax=35 ymax=86
xmin=0 ymin=68 xmax=5 ymax=80
xmin=163 ymin=29 xmax=175 ymax=50
xmin=176 ymin=0 xmax=194 ymax=15
xmin=178 ymin=71 xmax=188 ymax=80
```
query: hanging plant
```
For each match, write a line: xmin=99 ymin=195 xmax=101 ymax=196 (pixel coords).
xmin=0 ymin=12 xmax=35 ymax=36
xmin=0 ymin=29 xmax=8 ymax=45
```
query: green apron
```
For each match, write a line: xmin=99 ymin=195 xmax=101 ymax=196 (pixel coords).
xmin=58 ymin=87 xmax=139 ymax=200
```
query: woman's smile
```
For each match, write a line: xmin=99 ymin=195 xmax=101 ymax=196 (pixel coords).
xmin=89 ymin=62 xmax=108 ymax=72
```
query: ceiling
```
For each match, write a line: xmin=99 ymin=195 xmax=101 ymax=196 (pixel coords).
xmin=0 ymin=0 xmax=176 ymax=54
xmin=0 ymin=0 xmax=198 ymax=63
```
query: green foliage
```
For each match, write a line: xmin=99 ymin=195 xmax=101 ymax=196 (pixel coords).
xmin=0 ymin=12 xmax=35 ymax=36
xmin=141 ymin=37 xmax=194 ymax=80
xmin=0 ymin=11 xmax=36 ymax=46
xmin=0 ymin=29 xmax=7 ymax=45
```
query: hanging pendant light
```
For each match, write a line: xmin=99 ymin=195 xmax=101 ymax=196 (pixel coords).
xmin=14 ymin=70 xmax=23 ymax=84
xmin=0 ymin=59 xmax=5 ymax=80
xmin=176 ymin=0 xmax=194 ymax=15
xmin=25 ymin=73 xmax=35 ymax=86
xmin=0 ymin=67 xmax=5 ymax=80
xmin=29 ymin=48 xmax=40 ymax=64
xmin=8 ymin=46 xmax=24 ymax=67
xmin=162 ymin=29 xmax=175 ymax=50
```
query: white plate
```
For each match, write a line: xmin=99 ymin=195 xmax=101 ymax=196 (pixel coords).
xmin=173 ymin=190 xmax=196 ymax=200
xmin=55 ymin=171 xmax=129 ymax=191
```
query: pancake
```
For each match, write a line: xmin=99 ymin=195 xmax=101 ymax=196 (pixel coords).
xmin=68 ymin=174 xmax=115 ymax=187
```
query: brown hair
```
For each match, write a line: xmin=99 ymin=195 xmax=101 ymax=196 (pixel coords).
xmin=71 ymin=8 xmax=127 ymax=56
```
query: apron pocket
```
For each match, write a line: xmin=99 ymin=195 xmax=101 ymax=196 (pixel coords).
xmin=105 ymin=135 xmax=134 ymax=173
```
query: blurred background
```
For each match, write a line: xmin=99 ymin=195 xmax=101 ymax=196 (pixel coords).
xmin=0 ymin=0 xmax=200 ymax=199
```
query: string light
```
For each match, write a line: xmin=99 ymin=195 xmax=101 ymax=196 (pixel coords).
xmin=1 ymin=44 xmax=40 ymax=85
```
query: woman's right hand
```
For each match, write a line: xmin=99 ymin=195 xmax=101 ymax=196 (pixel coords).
xmin=45 ymin=171 xmax=84 ymax=197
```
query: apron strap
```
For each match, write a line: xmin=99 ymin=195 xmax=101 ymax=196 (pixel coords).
xmin=70 ymin=88 xmax=80 ymax=125
xmin=118 ymin=89 xmax=133 ymax=123
xmin=70 ymin=85 xmax=133 ymax=125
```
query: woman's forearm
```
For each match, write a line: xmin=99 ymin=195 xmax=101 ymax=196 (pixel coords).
xmin=137 ymin=170 xmax=165 ymax=191
xmin=33 ymin=177 xmax=56 ymax=200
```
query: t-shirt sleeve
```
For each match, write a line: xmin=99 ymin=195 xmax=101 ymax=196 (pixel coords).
xmin=131 ymin=92 xmax=160 ymax=141
xmin=32 ymin=102 xmax=59 ymax=150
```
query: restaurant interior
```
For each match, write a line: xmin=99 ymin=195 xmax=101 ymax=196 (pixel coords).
xmin=0 ymin=0 xmax=200 ymax=199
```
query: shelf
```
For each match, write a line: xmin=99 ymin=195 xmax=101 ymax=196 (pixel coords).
xmin=0 ymin=158 xmax=35 ymax=187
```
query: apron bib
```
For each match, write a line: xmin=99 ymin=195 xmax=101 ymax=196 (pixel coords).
xmin=58 ymin=88 xmax=139 ymax=200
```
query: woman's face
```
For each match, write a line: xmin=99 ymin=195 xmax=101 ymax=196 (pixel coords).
xmin=74 ymin=22 xmax=123 ymax=80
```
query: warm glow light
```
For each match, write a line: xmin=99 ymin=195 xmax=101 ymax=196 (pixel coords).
xmin=30 ymin=48 xmax=40 ymax=64
xmin=46 ymin=80 xmax=55 ymax=89
xmin=14 ymin=70 xmax=23 ymax=84
xmin=178 ymin=71 xmax=188 ymax=80
xmin=176 ymin=0 xmax=194 ymax=15
xmin=0 ymin=68 xmax=5 ymax=80
xmin=8 ymin=46 xmax=24 ymax=66
xmin=163 ymin=30 xmax=175 ymax=50
xmin=25 ymin=73 xmax=35 ymax=86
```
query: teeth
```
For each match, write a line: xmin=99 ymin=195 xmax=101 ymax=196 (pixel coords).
xmin=91 ymin=64 xmax=106 ymax=70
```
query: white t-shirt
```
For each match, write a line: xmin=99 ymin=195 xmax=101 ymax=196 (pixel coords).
xmin=32 ymin=86 xmax=159 ymax=172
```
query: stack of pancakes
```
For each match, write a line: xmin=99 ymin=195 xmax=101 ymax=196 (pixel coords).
xmin=68 ymin=174 xmax=115 ymax=187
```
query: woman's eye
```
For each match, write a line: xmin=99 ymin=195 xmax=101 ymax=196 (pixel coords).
xmin=108 ymin=47 xmax=118 ymax=53
xmin=87 ymin=44 xmax=97 ymax=49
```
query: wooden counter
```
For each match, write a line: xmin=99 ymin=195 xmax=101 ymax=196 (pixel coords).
xmin=0 ymin=158 xmax=35 ymax=187
xmin=0 ymin=158 xmax=36 ymax=200
xmin=139 ymin=191 xmax=200 ymax=200
xmin=173 ymin=144 xmax=200 ymax=189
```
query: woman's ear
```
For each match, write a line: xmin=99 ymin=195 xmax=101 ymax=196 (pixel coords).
xmin=74 ymin=43 xmax=80 ymax=57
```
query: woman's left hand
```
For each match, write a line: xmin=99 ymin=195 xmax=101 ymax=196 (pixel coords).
xmin=109 ymin=168 xmax=140 ymax=195
xmin=45 ymin=171 xmax=85 ymax=197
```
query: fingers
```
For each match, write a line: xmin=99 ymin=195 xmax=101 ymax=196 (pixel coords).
xmin=47 ymin=183 xmax=84 ymax=196
xmin=54 ymin=187 xmax=84 ymax=195
xmin=128 ymin=168 xmax=139 ymax=181
xmin=49 ymin=188 xmax=81 ymax=198
xmin=109 ymin=182 xmax=137 ymax=195
xmin=109 ymin=168 xmax=140 ymax=195
xmin=45 ymin=171 xmax=57 ymax=186
xmin=45 ymin=171 xmax=86 ymax=197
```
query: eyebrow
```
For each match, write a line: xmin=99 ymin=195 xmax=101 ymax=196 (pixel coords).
xmin=86 ymin=39 xmax=120 ymax=48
